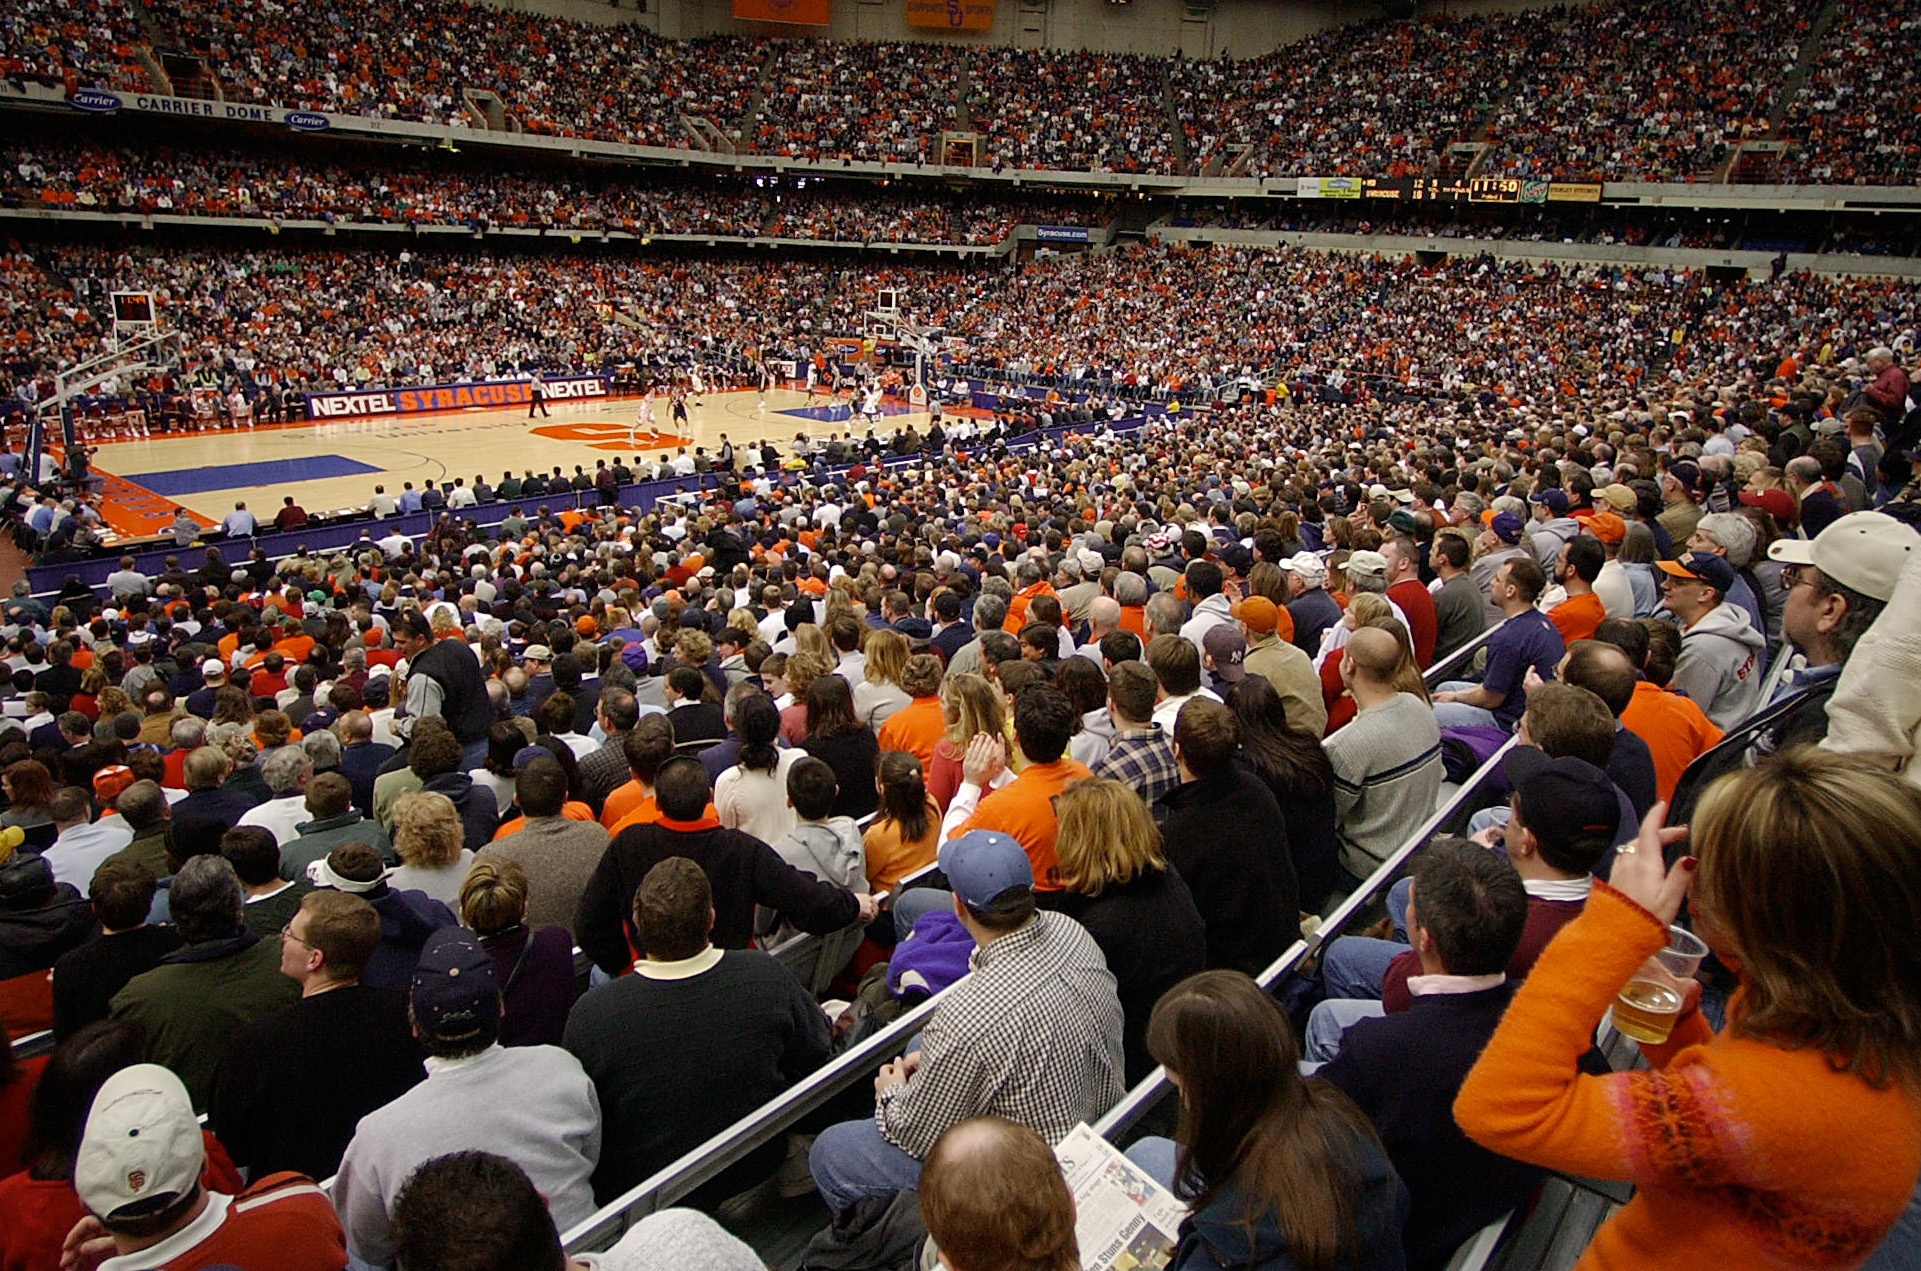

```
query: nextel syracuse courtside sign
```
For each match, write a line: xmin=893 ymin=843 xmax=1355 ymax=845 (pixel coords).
xmin=305 ymin=376 xmax=609 ymax=420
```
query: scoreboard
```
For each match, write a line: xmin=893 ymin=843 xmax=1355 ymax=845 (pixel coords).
xmin=1296 ymin=176 xmax=1603 ymax=203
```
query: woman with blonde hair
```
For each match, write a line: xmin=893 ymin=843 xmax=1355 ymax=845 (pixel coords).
xmin=459 ymin=858 xmax=576 ymax=1047
xmin=389 ymin=790 xmax=475 ymax=908
xmin=1052 ymin=777 xmax=1205 ymax=1083
xmin=1458 ymin=749 xmax=1921 ymax=1270
xmin=927 ymin=672 xmax=1012 ymax=812
xmin=852 ymin=629 xmax=911 ymax=729
xmin=792 ymin=622 xmax=834 ymax=671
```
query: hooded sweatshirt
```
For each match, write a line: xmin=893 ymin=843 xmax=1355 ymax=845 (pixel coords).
xmin=360 ymin=883 xmax=460 ymax=990
xmin=1529 ymin=517 xmax=1582 ymax=572
xmin=420 ymin=771 xmax=500 ymax=853
xmin=1670 ymin=601 xmax=1767 ymax=730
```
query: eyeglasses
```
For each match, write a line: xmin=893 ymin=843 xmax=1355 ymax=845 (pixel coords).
xmin=278 ymin=924 xmax=311 ymax=947
xmin=1780 ymin=564 xmax=1819 ymax=591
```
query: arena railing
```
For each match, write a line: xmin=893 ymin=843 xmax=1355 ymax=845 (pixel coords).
xmin=1094 ymin=733 xmax=1518 ymax=1145
xmin=1425 ymin=622 xmax=1500 ymax=689
xmin=558 ymin=732 xmax=1517 ymax=1257
xmin=10 ymin=1027 xmax=54 ymax=1059
xmin=559 ymin=985 xmax=952 ymax=1254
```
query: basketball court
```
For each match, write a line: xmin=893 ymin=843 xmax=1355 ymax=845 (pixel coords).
xmin=74 ymin=386 xmax=951 ymax=540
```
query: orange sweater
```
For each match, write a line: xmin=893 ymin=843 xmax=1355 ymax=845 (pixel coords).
xmin=877 ymin=696 xmax=945 ymax=774
xmin=1456 ymin=884 xmax=1921 ymax=1271
xmin=951 ymin=757 xmax=1091 ymax=891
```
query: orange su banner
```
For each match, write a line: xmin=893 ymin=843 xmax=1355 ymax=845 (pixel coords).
xmin=733 ymin=0 xmax=829 ymax=24
xmin=905 ymin=0 xmax=994 ymax=29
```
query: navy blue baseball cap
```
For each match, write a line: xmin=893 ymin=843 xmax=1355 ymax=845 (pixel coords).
xmin=411 ymin=928 xmax=501 ymax=1040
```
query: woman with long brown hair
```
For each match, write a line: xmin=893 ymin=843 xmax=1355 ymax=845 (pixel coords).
xmin=1131 ymin=970 xmax=1408 ymax=1270
xmin=861 ymin=750 xmax=939 ymax=893
xmin=800 ymin=673 xmax=879 ymax=820
xmin=1458 ymin=749 xmax=1921 ymax=1270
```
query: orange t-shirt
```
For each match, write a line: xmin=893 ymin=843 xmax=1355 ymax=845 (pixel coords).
xmin=1548 ymin=592 xmax=1606 ymax=645
xmin=862 ymin=802 xmax=941 ymax=892
xmin=1620 ymin=681 xmax=1723 ymax=804
xmin=600 ymin=779 xmax=647 ymax=830
xmin=876 ymin=696 xmax=945 ymax=774
xmin=492 ymin=800 xmax=594 ymax=840
xmin=951 ymin=757 xmax=1092 ymax=891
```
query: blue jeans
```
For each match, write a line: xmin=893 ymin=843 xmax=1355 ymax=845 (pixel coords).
xmin=1305 ymin=998 xmax=1386 ymax=1063
xmin=1124 ymin=1136 xmax=1178 ymax=1190
xmin=1431 ymin=680 xmax=1503 ymax=731
xmin=1321 ymin=934 xmax=1406 ymax=1000
xmin=810 ymin=1117 xmax=924 ymax=1214
xmin=1864 ymin=1170 xmax=1921 ymax=1270
xmin=892 ymin=887 xmax=954 ymax=943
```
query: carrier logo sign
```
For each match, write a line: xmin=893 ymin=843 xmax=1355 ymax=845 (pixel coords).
xmin=67 ymin=89 xmax=124 ymax=113
xmin=285 ymin=111 xmax=330 ymax=131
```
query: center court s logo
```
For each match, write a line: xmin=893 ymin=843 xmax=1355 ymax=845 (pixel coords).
xmin=531 ymin=423 xmax=692 ymax=452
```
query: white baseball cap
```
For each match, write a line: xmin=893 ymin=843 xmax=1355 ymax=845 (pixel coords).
xmin=1768 ymin=511 xmax=1920 ymax=602
xmin=74 ymin=1064 xmax=204 ymax=1222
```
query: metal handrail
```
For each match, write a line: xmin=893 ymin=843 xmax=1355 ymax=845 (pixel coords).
xmin=561 ymin=987 xmax=949 ymax=1253
xmin=561 ymin=736 xmax=1519 ymax=1254
xmin=10 ymin=1027 xmax=54 ymax=1059
xmin=1424 ymin=621 xmax=1500 ymax=688
xmin=1092 ymin=735 xmax=1519 ymax=1146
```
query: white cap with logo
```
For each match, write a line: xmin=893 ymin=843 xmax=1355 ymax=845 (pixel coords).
xmin=74 ymin=1063 xmax=205 ymax=1222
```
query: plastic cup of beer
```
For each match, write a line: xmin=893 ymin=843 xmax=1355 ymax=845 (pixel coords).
xmin=1611 ymin=926 xmax=1710 ymax=1046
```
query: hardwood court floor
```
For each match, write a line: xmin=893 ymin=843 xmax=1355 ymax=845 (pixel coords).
xmin=80 ymin=387 xmax=939 ymax=533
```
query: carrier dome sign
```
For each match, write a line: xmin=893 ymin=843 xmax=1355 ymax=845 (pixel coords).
xmin=66 ymin=91 xmax=338 ymax=131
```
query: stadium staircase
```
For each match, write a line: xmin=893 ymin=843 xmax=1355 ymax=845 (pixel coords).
xmin=462 ymin=89 xmax=518 ymax=132
xmin=1442 ymin=140 xmax=1488 ymax=180
xmin=1160 ymin=64 xmax=1189 ymax=173
xmin=724 ymin=50 xmax=781 ymax=156
xmin=1720 ymin=0 xmax=1841 ymax=182
xmin=155 ymin=49 xmax=221 ymax=102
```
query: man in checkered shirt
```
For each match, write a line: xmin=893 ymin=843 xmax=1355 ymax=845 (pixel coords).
xmin=809 ymin=829 xmax=1125 ymax=1214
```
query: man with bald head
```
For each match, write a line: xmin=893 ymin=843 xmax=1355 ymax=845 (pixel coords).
xmin=1082 ymin=595 xmax=1121 ymax=646
xmin=1323 ymin=627 xmax=1444 ymax=885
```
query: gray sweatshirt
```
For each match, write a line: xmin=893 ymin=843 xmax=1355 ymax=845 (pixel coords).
xmin=1671 ymin=601 xmax=1768 ymax=730
xmin=333 ymin=1043 xmax=602 ymax=1267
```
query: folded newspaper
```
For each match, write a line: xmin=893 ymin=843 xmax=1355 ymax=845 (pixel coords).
xmin=1053 ymin=1123 xmax=1187 ymax=1271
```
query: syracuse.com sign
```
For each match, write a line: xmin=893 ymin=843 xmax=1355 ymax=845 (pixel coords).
xmin=305 ymin=376 xmax=608 ymax=420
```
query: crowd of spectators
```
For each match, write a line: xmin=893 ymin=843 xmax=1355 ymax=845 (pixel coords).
xmin=5 ymin=0 xmax=1919 ymax=183
xmin=0 ymin=289 xmax=1919 ymax=1266
xmin=4 ymin=144 xmax=1107 ymax=248
xmin=1171 ymin=0 xmax=1792 ymax=182
xmin=0 ymin=0 xmax=148 ymax=95
xmin=753 ymin=40 xmax=961 ymax=166
xmin=966 ymin=47 xmax=1178 ymax=174
xmin=1776 ymin=0 xmax=1921 ymax=184
xmin=8 ymin=238 xmax=1921 ymax=420
xmin=154 ymin=0 xmax=762 ymax=145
